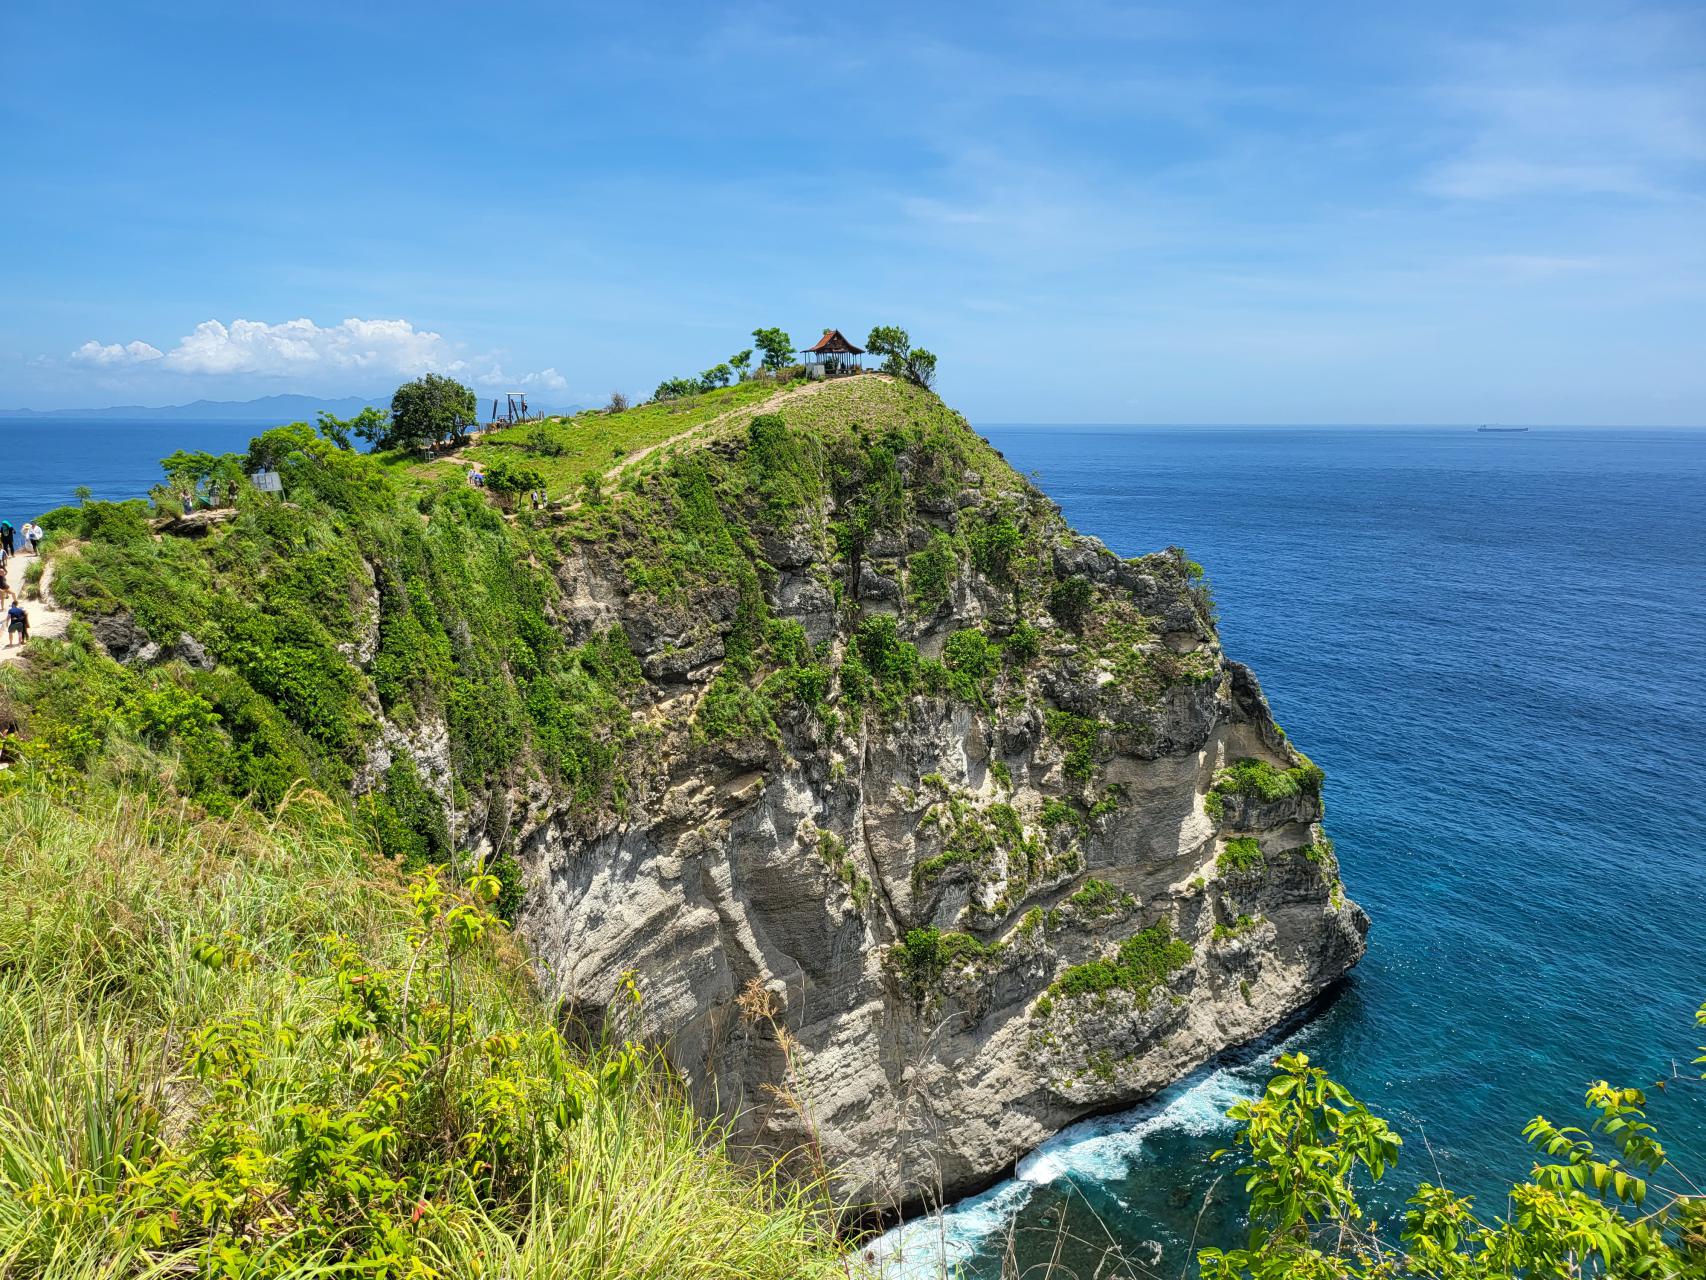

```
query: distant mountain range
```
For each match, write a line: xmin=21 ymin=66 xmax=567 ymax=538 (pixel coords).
xmin=0 ymin=393 xmax=386 ymax=422
xmin=0 ymin=392 xmax=584 ymax=421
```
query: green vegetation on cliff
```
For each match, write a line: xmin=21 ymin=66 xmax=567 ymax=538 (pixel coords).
xmin=1046 ymin=920 xmax=1193 ymax=1005
xmin=1206 ymin=755 xmax=1325 ymax=824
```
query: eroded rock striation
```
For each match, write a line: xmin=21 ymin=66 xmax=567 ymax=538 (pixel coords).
xmin=503 ymin=380 xmax=1366 ymax=1210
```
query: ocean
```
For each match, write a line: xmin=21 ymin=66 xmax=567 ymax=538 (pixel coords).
xmin=8 ymin=420 xmax=1704 ymax=1275
xmin=1 ymin=419 xmax=261 ymax=525
xmin=878 ymin=424 xmax=1706 ymax=1276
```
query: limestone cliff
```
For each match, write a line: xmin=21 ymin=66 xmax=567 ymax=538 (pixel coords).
xmin=50 ymin=374 xmax=1365 ymax=1215
xmin=499 ymin=378 xmax=1366 ymax=1211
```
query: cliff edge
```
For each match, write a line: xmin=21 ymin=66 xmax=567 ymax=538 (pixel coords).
xmin=26 ymin=373 xmax=1366 ymax=1214
xmin=503 ymin=377 xmax=1366 ymax=1209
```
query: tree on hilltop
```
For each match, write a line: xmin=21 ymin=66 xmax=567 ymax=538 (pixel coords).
xmin=653 ymin=376 xmax=701 ymax=401
xmin=751 ymin=327 xmax=794 ymax=371
xmin=699 ymin=363 xmax=733 ymax=391
xmin=161 ymin=448 xmax=247 ymax=508
xmin=481 ymin=455 xmax=548 ymax=510
xmin=376 ymin=373 xmax=478 ymax=453
xmin=866 ymin=325 xmax=939 ymax=390
xmin=729 ymin=348 xmax=753 ymax=380
xmin=865 ymin=326 xmax=909 ymax=365
xmin=315 ymin=406 xmax=384 ymax=450
xmin=243 ymin=424 xmax=318 ymax=473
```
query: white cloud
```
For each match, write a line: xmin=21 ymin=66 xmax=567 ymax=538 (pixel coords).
xmin=69 ymin=339 xmax=164 ymax=366
xmin=62 ymin=317 xmax=570 ymax=395
xmin=160 ymin=317 xmax=453 ymax=376
xmin=482 ymin=366 xmax=569 ymax=392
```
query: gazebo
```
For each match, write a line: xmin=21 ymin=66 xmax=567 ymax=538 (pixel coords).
xmin=803 ymin=329 xmax=864 ymax=376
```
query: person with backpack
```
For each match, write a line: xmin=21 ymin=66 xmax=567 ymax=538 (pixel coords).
xmin=4 ymin=597 xmax=27 ymax=648
xmin=0 ymin=522 xmax=13 ymax=557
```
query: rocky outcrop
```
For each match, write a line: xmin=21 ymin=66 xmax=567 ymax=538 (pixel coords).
xmin=38 ymin=377 xmax=1363 ymax=1218
xmin=492 ymin=386 xmax=1367 ymax=1214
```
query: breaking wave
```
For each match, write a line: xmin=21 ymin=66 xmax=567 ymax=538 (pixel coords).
xmin=867 ymin=1058 xmax=1267 ymax=1278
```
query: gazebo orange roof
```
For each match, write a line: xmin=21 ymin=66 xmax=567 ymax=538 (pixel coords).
xmin=805 ymin=329 xmax=864 ymax=355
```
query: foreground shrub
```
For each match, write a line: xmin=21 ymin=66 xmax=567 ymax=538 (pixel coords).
xmin=1203 ymin=1003 xmax=1706 ymax=1280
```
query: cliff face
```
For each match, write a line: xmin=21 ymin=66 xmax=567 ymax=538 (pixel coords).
xmin=498 ymin=378 xmax=1366 ymax=1210
xmin=43 ymin=374 xmax=1365 ymax=1214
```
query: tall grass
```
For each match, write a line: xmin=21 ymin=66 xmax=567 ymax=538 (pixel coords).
xmin=0 ymin=776 xmax=850 ymax=1278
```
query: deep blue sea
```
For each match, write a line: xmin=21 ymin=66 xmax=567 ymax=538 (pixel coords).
xmin=880 ymin=424 xmax=1706 ymax=1277
xmin=1 ymin=419 xmax=260 ymax=525
xmin=9 ymin=420 xmax=1705 ymax=1275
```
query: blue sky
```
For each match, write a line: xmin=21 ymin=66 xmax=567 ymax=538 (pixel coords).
xmin=1 ymin=1 xmax=1701 ymax=422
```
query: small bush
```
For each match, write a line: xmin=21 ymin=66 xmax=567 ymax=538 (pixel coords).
xmin=1066 ymin=878 xmax=1130 ymax=916
xmin=1041 ymin=798 xmax=1083 ymax=830
xmin=1045 ymin=710 xmax=1105 ymax=781
xmin=1049 ymin=920 xmax=1192 ymax=1004
xmin=1218 ymin=836 xmax=1265 ymax=876
xmin=942 ymin=627 xmax=1001 ymax=703
xmin=907 ymin=533 xmax=957 ymax=614
xmin=1005 ymin=621 xmax=1042 ymax=666
xmin=1213 ymin=913 xmax=1262 ymax=942
xmin=1208 ymin=757 xmax=1326 ymax=820
xmin=888 ymin=927 xmax=999 ymax=1004
xmin=525 ymin=425 xmax=567 ymax=456
xmin=968 ymin=516 xmax=1023 ymax=582
xmin=36 ymin=504 xmax=81 ymax=535
xmin=78 ymin=499 xmax=153 ymax=544
xmin=1048 ymin=576 xmax=1095 ymax=631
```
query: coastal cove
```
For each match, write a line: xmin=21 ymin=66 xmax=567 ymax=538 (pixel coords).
xmin=882 ymin=424 xmax=1706 ymax=1275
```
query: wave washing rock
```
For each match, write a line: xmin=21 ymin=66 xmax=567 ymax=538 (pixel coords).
xmin=503 ymin=379 xmax=1367 ymax=1214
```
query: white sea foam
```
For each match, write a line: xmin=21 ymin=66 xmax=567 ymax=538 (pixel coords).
xmin=868 ymin=1062 xmax=1268 ymax=1278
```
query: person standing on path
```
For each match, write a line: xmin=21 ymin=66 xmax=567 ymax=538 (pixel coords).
xmin=0 ymin=521 xmax=13 ymax=558
xmin=24 ymin=522 xmax=41 ymax=554
xmin=5 ymin=598 xmax=27 ymax=648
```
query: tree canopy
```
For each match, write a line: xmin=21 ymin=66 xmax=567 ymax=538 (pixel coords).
xmin=315 ymin=406 xmax=384 ymax=450
xmin=751 ymin=327 xmax=794 ymax=371
xmin=481 ymin=455 xmax=548 ymax=507
xmin=162 ymin=448 xmax=247 ymax=506
xmin=653 ymin=376 xmax=701 ymax=402
xmin=375 ymin=374 xmax=478 ymax=453
xmin=244 ymin=423 xmax=319 ymax=473
xmin=865 ymin=325 xmax=938 ymax=389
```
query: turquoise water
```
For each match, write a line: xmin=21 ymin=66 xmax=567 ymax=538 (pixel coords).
xmin=881 ymin=425 xmax=1706 ymax=1276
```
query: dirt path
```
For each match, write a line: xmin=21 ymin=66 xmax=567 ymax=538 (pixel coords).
xmin=597 ymin=374 xmax=870 ymax=487
xmin=0 ymin=554 xmax=71 ymax=664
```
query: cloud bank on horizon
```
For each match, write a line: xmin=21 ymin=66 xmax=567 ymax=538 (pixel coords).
xmin=63 ymin=318 xmax=566 ymax=392
xmin=1 ymin=0 xmax=1701 ymax=423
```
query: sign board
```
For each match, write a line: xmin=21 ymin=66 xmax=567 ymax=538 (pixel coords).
xmin=250 ymin=469 xmax=284 ymax=493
